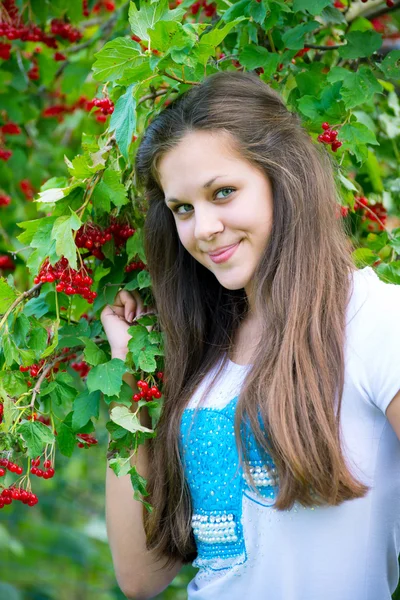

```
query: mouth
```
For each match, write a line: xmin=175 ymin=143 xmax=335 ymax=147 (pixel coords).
xmin=208 ymin=241 xmax=241 ymax=264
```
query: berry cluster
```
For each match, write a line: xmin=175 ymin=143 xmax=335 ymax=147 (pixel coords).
xmin=71 ymin=361 xmax=90 ymax=378
xmin=133 ymin=379 xmax=162 ymax=402
xmin=190 ymin=0 xmax=217 ymax=17
xmin=77 ymin=433 xmax=98 ymax=448
xmin=28 ymin=62 xmax=40 ymax=81
xmin=124 ymin=260 xmax=147 ymax=273
xmin=0 ymin=457 xmax=23 ymax=475
xmin=1 ymin=122 xmax=21 ymax=135
xmin=0 ymin=193 xmax=11 ymax=206
xmin=75 ymin=222 xmax=113 ymax=260
xmin=0 ymin=42 xmax=11 ymax=60
xmin=0 ymin=487 xmax=38 ymax=508
xmin=20 ymin=179 xmax=35 ymax=200
xmin=50 ymin=19 xmax=82 ymax=43
xmin=30 ymin=457 xmax=55 ymax=479
xmin=317 ymin=122 xmax=342 ymax=152
xmin=0 ymin=255 xmax=16 ymax=270
xmin=0 ymin=2 xmax=59 ymax=50
xmin=26 ymin=413 xmax=51 ymax=426
xmin=88 ymin=98 xmax=114 ymax=123
xmin=82 ymin=0 xmax=116 ymax=15
xmin=0 ymin=148 xmax=12 ymax=161
xmin=109 ymin=218 xmax=135 ymax=250
xmin=19 ymin=359 xmax=47 ymax=378
xmin=34 ymin=257 xmax=97 ymax=304
xmin=41 ymin=95 xmax=114 ymax=124
xmin=354 ymin=196 xmax=387 ymax=232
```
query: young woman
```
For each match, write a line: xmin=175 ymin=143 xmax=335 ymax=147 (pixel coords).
xmin=101 ymin=71 xmax=400 ymax=600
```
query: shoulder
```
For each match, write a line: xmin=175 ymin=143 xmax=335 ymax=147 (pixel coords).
xmin=347 ymin=266 xmax=400 ymax=328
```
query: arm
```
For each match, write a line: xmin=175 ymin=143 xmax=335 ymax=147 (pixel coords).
xmin=106 ymin=350 xmax=183 ymax=600
xmin=386 ymin=389 xmax=400 ymax=442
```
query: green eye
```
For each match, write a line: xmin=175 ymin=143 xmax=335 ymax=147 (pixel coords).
xmin=172 ymin=187 xmax=235 ymax=216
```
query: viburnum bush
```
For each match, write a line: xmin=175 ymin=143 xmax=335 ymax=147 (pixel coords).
xmin=0 ymin=0 xmax=399 ymax=532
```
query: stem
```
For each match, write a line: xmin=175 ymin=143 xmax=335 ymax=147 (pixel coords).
xmin=267 ymin=31 xmax=276 ymax=54
xmin=159 ymin=69 xmax=201 ymax=86
xmin=0 ymin=282 xmax=43 ymax=332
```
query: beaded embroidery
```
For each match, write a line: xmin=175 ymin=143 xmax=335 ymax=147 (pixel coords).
xmin=179 ymin=394 xmax=278 ymax=571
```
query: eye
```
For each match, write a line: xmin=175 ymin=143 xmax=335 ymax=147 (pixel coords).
xmin=171 ymin=187 xmax=235 ymax=216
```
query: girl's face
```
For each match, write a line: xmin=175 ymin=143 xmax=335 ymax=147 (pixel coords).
xmin=158 ymin=130 xmax=274 ymax=305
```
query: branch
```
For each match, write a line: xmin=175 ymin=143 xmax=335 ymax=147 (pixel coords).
xmin=349 ymin=1 xmax=400 ymax=23
xmin=0 ymin=282 xmax=43 ymax=332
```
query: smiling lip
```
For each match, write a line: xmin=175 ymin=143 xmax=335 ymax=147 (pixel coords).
xmin=209 ymin=242 xmax=240 ymax=264
xmin=208 ymin=243 xmax=240 ymax=257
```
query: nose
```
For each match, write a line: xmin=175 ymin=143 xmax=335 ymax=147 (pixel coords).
xmin=193 ymin=205 xmax=224 ymax=242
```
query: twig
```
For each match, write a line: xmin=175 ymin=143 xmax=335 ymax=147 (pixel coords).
xmin=0 ymin=282 xmax=43 ymax=331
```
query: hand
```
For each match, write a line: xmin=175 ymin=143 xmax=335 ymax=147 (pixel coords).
xmin=100 ymin=289 xmax=155 ymax=358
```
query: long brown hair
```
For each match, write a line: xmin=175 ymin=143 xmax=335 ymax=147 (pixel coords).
xmin=134 ymin=70 xmax=369 ymax=568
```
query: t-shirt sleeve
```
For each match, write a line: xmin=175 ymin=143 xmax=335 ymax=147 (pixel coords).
xmin=361 ymin=272 xmax=400 ymax=415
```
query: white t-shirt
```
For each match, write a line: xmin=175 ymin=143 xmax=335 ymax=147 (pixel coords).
xmin=179 ymin=266 xmax=400 ymax=600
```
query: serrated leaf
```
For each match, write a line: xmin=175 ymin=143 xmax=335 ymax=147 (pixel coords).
xmin=51 ymin=211 xmax=81 ymax=271
xmin=128 ymin=0 xmax=186 ymax=42
xmin=57 ymin=420 xmax=76 ymax=457
xmin=129 ymin=465 xmax=150 ymax=500
xmin=86 ymin=359 xmax=126 ymax=396
xmin=110 ymin=405 xmax=153 ymax=433
xmin=18 ymin=421 xmax=55 ymax=458
xmin=282 ymin=20 xmax=320 ymax=51
xmin=79 ymin=336 xmax=107 ymax=366
xmin=293 ymin=0 xmax=330 ymax=15
xmin=337 ymin=171 xmax=357 ymax=192
xmin=92 ymin=168 xmax=128 ymax=213
xmin=72 ymin=389 xmax=100 ymax=432
xmin=352 ymin=247 xmax=379 ymax=268
xmin=92 ymin=38 xmax=140 ymax=82
xmin=339 ymin=122 xmax=379 ymax=146
xmin=200 ymin=17 xmax=247 ymax=48
xmin=238 ymin=45 xmax=280 ymax=76
xmin=109 ymin=85 xmax=137 ymax=161
xmin=376 ymin=50 xmax=400 ymax=80
xmin=0 ymin=278 xmax=18 ymax=312
xmin=338 ymin=31 xmax=382 ymax=60
xmin=108 ymin=455 xmax=133 ymax=477
xmin=337 ymin=67 xmax=382 ymax=110
xmin=126 ymin=229 xmax=146 ymax=262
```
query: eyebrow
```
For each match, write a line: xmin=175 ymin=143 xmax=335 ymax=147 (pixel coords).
xmin=164 ymin=175 xmax=227 ymax=205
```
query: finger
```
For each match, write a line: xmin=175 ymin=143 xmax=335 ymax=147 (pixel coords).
xmin=130 ymin=290 xmax=145 ymax=320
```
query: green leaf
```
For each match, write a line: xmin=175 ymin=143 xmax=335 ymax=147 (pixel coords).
xmin=376 ymin=50 xmax=400 ymax=81
xmin=292 ymin=0 xmax=331 ymax=15
xmin=92 ymin=168 xmax=128 ymax=213
xmin=109 ymin=85 xmax=137 ymax=161
xmin=378 ymin=113 xmax=400 ymax=139
xmin=92 ymin=38 xmax=140 ymax=82
xmin=51 ymin=211 xmax=81 ymax=271
xmin=340 ymin=122 xmax=379 ymax=146
xmin=328 ymin=67 xmax=382 ymax=110
xmin=282 ymin=21 xmax=320 ymax=51
xmin=0 ymin=371 xmax=27 ymax=397
xmin=108 ymin=455 xmax=133 ymax=477
xmin=129 ymin=465 xmax=150 ymax=501
xmin=200 ymin=17 xmax=247 ymax=48
xmin=338 ymin=31 xmax=382 ymax=60
xmin=57 ymin=418 xmax=76 ymax=457
xmin=104 ymin=380 xmax=135 ymax=407
xmin=79 ymin=336 xmax=107 ymax=366
xmin=71 ymin=389 xmax=100 ymax=432
xmin=2 ymin=336 xmax=19 ymax=367
xmin=0 ymin=278 xmax=18 ymax=312
xmin=352 ymin=247 xmax=379 ymax=268
xmin=17 ymin=421 xmax=55 ymax=458
xmin=86 ymin=359 xmax=126 ymax=396
xmin=128 ymin=0 xmax=186 ymax=42
xmin=126 ymin=228 xmax=146 ymax=263
xmin=238 ymin=45 xmax=280 ymax=76
xmin=110 ymin=405 xmax=153 ymax=433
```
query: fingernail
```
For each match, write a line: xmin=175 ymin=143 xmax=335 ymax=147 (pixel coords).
xmin=128 ymin=312 xmax=134 ymax=322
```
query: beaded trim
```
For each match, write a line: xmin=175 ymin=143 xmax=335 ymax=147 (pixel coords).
xmin=179 ymin=395 xmax=278 ymax=572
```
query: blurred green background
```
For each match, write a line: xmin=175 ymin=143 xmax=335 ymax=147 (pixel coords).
xmin=0 ymin=402 xmax=198 ymax=600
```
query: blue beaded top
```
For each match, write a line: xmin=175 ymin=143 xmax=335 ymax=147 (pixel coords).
xmin=179 ymin=394 xmax=278 ymax=571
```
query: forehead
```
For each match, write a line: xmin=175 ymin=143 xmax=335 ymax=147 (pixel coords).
xmin=157 ymin=130 xmax=245 ymax=191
